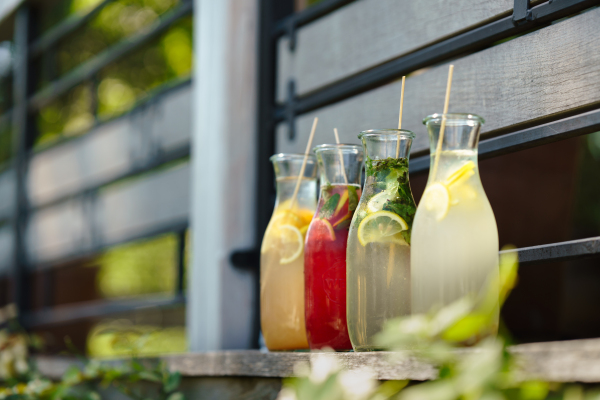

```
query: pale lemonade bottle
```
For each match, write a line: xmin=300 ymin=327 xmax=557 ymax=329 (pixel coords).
xmin=347 ymin=130 xmax=417 ymax=351
xmin=411 ymin=114 xmax=499 ymax=335
xmin=260 ymin=153 xmax=317 ymax=350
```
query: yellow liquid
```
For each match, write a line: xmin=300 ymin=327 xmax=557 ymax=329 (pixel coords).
xmin=260 ymin=179 xmax=315 ymax=350
xmin=346 ymin=175 xmax=412 ymax=351
xmin=411 ymin=150 xmax=499 ymax=324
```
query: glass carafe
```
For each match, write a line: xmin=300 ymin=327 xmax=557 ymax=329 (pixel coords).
xmin=260 ymin=153 xmax=317 ymax=351
xmin=411 ymin=114 xmax=499 ymax=332
xmin=347 ymin=130 xmax=417 ymax=351
xmin=305 ymin=144 xmax=363 ymax=350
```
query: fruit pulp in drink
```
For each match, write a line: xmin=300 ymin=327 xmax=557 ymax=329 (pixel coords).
xmin=305 ymin=184 xmax=361 ymax=350
xmin=260 ymin=177 xmax=315 ymax=350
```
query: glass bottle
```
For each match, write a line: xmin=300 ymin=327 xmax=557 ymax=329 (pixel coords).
xmin=346 ymin=130 xmax=417 ymax=351
xmin=305 ymin=144 xmax=363 ymax=350
xmin=260 ymin=153 xmax=317 ymax=351
xmin=411 ymin=114 xmax=499 ymax=333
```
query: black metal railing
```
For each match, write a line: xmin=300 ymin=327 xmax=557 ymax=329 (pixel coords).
xmin=6 ymin=0 xmax=193 ymax=329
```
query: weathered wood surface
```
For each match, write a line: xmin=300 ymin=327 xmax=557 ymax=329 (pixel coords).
xmin=277 ymin=0 xmax=513 ymax=101
xmin=36 ymin=338 xmax=600 ymax=383
xmin=26 ymin=162 xmax=189 ymax=266
xmin=27 ymin=83 xmax=191 ymax=208
xmin=276 ymin=7 xmax=600 ymax=155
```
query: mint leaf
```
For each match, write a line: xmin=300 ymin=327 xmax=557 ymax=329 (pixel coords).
xmin=319 ymin=193 xmax=340 ymax=219
xmin=348 ymin=186 xmax=358 ymax=213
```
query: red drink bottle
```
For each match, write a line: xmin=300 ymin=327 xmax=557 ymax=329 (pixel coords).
xmin=304 ymin=144 xmax=363 ymax=350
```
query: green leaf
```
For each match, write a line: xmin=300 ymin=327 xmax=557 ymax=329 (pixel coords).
xmin=62 ymin=366 xmax=82 ymax=385
xmin=318 ymin=193 xmax=340 ymax=219
xmin=166 ymin=392 xmax=185 ymax=400
xmin=442 ymin=313 xmax=490 ymax=343
xmin=163 ymin=372 xmax=182 ymax=393
xmin=138 ymin=371 xmax=162 ymax=383
xmin=347 ymin=186 xmax=358 ymax=213
xmin=520 ymin=381 xmax=549 ymax=400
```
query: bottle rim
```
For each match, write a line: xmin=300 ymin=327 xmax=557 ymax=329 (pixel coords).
xmin=313 ymin=143 xmax=363 ymax=153
xmin=358 ymin=129 xmax=415 ymax=140
xmin=269 ymin=153 xmax=317 ymax=163
xmin=423 ymin=113 xmax=485 ymax=125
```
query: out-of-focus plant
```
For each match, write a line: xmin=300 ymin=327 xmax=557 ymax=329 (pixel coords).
xmin=278 ymin=248 xmax=600 ymax=400
xmin=0 ymin=305 xmax=185 ymax=400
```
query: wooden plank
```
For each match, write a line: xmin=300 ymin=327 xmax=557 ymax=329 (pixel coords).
xmin=276 ymin=7 xmax=600 ymax=155
xmin=35 ymin=338 xmax=600 ymax=383
xmin=27 ymin=83 xmax=191 ymax=207
xmin=26 ymin=163 xmax=190 ymax=265
xmin=277 ymin=0 xmax=513 ymax=101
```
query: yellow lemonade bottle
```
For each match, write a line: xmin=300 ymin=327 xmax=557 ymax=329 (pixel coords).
xmin=411 ymin=114 xmax=499 ymax=337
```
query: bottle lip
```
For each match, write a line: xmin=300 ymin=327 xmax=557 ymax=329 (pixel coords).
xmin=423 ymin=113 xmax=485 ymax=125
xmin=269 ymin=153 xmax=317 ymax=163
xmin=358 ymin=129 xmax=416 ymax=140
xmin=313 ymin=143 xmax=363 ymax=153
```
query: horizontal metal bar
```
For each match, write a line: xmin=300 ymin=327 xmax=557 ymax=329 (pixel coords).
xmin=502 ymin=237 xmax=600 ymax=266
xmin=29 ymin=0 xmax=113 ymax=59
xmin=32 ymin=219 xmax=189 ymax=272
xmin=409 ymin=106 xmax=600 ymax=174
xmin=272 ymin=0 xmax=355 ymax=37
xmin=274 ymin=0 xmax=598 ymax=120
xmin=28 ymin=1 xmax=193 ymax=112
xmin=31 ymin=142 xmax=190 ymax=211
xmin=22 ymin=294 xmax=186 ymax=328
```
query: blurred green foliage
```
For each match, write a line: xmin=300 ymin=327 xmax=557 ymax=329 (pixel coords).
xmin=95 ymin=233 xmax=179 ymax=299
xmin=87 ymin=320 xmax=187 ymax=357
xmin=572 ymin=132 xmax=600 ymax=236
xmin=35 ymin=0 xmax=192 ymax=148
xmin=278 ymin=249 xmax=600 ymax=400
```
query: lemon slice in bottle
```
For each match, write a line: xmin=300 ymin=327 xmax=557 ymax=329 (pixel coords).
xmin=445 ymin=161 xmax=476 ymax=186
xmin=366 ymin=192 xmax=395 ymax=213
xmin=423 ymin=183 xmax=450 ymax=221
xmin=357 ymin=210 xmax=409 ymax=246
xmin=279 ymin=225 xmax=304 ymax=264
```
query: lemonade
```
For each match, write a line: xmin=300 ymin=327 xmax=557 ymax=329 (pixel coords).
xmin=260 ymin=154 xmax=317 ymax=351
xmin=411 ymin=114 xmax=499 ymax=337
xmin=346 ymin=130 xmax=417 ymax=351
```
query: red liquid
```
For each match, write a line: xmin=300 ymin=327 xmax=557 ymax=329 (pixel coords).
xmin=304 ymin=184 xmax=361 ymax=350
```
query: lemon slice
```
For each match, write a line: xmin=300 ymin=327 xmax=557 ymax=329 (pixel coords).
xmin=367 ymin=192 xmax=395 ymax=213
xmin=279 ymin=225 xmax=304 ymax=264
xmin=445 ymin=161 xmax=475 ymax=186
xmin=315 ymin=218 xmax=336 ymax=240
xmin=357 ymin=211 xmax=409 ymax=246
xmin=423 ymin=183 xmax=450 ymax=221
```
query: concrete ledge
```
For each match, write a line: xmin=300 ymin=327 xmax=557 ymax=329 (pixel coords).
xmin=35 ymin=338 xmax=600 ymax=383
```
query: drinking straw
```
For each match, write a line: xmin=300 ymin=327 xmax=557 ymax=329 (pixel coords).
xmin=289 ymin=117 xmax=319 ymax=210
xmin=395 ymin=76 xmax=406 ymax=158
xmin=431 ymin=65 xmax=454 ymax=181
xmin=333 ymin=128 xmax=349 ymax=184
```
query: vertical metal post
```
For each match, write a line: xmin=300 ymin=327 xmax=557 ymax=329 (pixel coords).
xmin=11 ymin=5 xmax=31 ymax=319
xmin=251 ymin=0 xmax=294 ymax=348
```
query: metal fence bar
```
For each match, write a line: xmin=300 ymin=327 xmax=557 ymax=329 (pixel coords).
xmin=502 ymin=237 xmax=600 ymax=266
xmin=273 ymin=0 xmax=597 ymax=121
xmin=410 ymin=107 xmax=600 ymax=173
xmin=11 ymin=5 xmax=31 ymax=318
xmin=28 ymin=0 xmax=113 ymax=59
xmin=22 ymin=294 xmax=186 ymax=328
xmin=27 ymin=1 xmax=193 ymax=112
